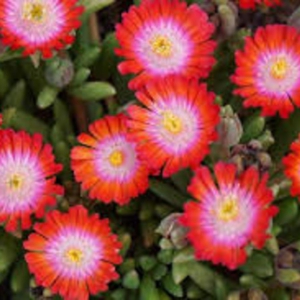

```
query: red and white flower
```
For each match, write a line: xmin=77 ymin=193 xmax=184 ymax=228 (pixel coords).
xmin=115 ymin=0 xmax=216 ymax=89
xmin=0 ymin=129 xmax=63 ymax=232
xmin=71 ymin=114 xmax=149 ymax=205
xmin=0 ymin=0 xmax=84 ymax=58
xmin=232 ymin=25 xmax=300 ymax=118
xmin=127 ymin=76 xmax=220 ymax=177
xmin=180 ymin=162 xmax=278 ymax=269
xmin=24 ymin=205 xmax=122 ymax=300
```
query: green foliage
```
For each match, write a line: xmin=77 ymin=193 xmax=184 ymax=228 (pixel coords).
xmin=68 ymin=81 xmax=116 ymax=101
xmin=0 ymin=1 xmax=300 ymax=299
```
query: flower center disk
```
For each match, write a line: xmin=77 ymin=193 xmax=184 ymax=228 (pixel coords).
xmin=22 ymin=2 xmax=46 ymax=22
xmin=270 ymin=57 xmax=288 ymax=80
xmin=65 ymin=248 xmax=83 ymax=265
xmin=217 ymin=196 xmax=239 ymax=222
xmin=162 ymin=111 xmax=182 ymax=134
xmin=150 ymin=35 xmax=173 ymax=57
xmin=7 ymin=174 xmax=23 ymax=191
xmin=109 ymin=150 xmax=124 ymax=167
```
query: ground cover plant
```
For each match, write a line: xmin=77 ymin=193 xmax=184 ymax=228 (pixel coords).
xmin=0 ymin=0 xmax=300 ymax=299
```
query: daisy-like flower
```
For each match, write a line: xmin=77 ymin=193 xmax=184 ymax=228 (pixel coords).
xmin=0 ymin=129 xmax=63 ymax=232
xmin=71 ymin=114 xmax=149 ymax=205
xmin=115 ymin=0 xmax=216 ymax=90
xmin=180 ymin=162 xmax=278 ymax=270
xmin=231 ymin=25 xmax=300 ymax=119
xmin=238 ymin=0 xmax=281 ymax=9
xmin=126 ymin=76 xmax=220 ymax=177
xmin=0 ymin=0 xmax=84 ymax=58
xmin=283 ymin=135 xmax=300 ymax=199
xmin=24 ymin=205 xmax=122 ymax=300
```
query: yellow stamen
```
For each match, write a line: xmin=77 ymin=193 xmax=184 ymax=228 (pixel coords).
xmin=109 ymin=150 xmax=124 ymax=167
xmin=150 ymin=35 xmax=172 ymax=57
xmin=66 ymin=249 xmax=83 ymax=264
xmin=22 ymin=2 xmax=46 ymax=22
xmin=7 ymin=174 xmax=23 ymax=190
xmin=217 ymin=195 xmax=239 ymax=222
xmin=162 ymin=111 xmax=182 ymax=134
xmin=270 ymin=58 xmax=288 ymax=80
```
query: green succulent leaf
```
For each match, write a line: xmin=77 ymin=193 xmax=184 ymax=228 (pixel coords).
xmin=68 ymin=82 xmax=116 ymax=101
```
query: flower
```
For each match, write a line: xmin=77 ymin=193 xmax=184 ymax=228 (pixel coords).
xmin=126 ymin=76 xmax=220 ymax=177
xmin=115 ymin=0 xmax=216 ymax=90
xmin=0 ymin=129 xmax=63 ymax=232
xmin=283 ymin=135 xmax=300 ymax=199
xmin=24 ymin=205 xmax=122 ymax=300
xmin=0 ymin=0 xmax=84 ymax=58
xmin=180 ymin=162 xmax=278 ymax=269
xmin=71 ymin=114 xmax=149 ymax=205
xmin=238 ymin=0 xmax=281 ymax=9
xmin=231 ymin=25 xmax=300 ymax=118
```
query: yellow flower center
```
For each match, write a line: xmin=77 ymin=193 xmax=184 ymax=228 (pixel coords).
xmin=162 ymin=111 xmax=182 ymax=134
xmin=150 ymin=35 xmax=172 ymax=57
xmin=270 ymin=58 xmax=288 ymax=80
xmin=109 ymin=150 xmax=124 ymax=167
xmin=7 ymin=174 xmax=23 ymax=190
xmin=22 ymin=2 xmax=46 ymax=22
xmin=66 ymin=249 xmax=83 ymax=264
xmin=217 ymin=196 xmax=239 ymax=222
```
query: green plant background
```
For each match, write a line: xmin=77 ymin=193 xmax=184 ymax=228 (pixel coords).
xmin=0 ymin=0 xmax=300 ymax=299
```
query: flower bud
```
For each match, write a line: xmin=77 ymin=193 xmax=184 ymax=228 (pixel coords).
xmin=156 ymin=213 xmax=188 ymax=249
xmin=45 ymin=56 xmax=74 ymax=88
xmin=218 ymin=4 xmax=237 ymax=37
xmin=217 ymin=105 xmax=243 ymax=148
xmin=156 ymin=213 xmax=182 ymax=238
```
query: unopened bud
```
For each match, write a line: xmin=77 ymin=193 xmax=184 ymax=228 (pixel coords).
xmin=45 ymin=56 xmax=74 ymax=88
xmin=156 ymin=213 xmax=182 ymax=238
xmin=217 ymin=105 xmax=243 ymax=148
xmin=218 ymin=4 xmax=237 ymax=37
xmin=170 ymin=226 xmax=189 ymax=249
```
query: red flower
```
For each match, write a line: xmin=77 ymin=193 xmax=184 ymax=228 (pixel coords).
xmin=0 ymin=0 xmax=84 ymax=58
xmin=0 ymin=129 xmax=63 ymax=232
xmin=238 ymin=0 xmax=281 ymax=9
xmin=231 ymin=25 xmax=300 ymax=118
xmin=24 ymin=205 xmax=122 ymax=300
xmin=127 ymin=76 xmax=220 ymax=177
xmin=180 ymin=162 xmax=278 ymax=270
xmin=71 ymin=114 xmax=149 ymax=205
xmin=115 ymin=0 xmax=216 ymax=90
xmin=283 ymin=135 xmax=300 ymax=199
